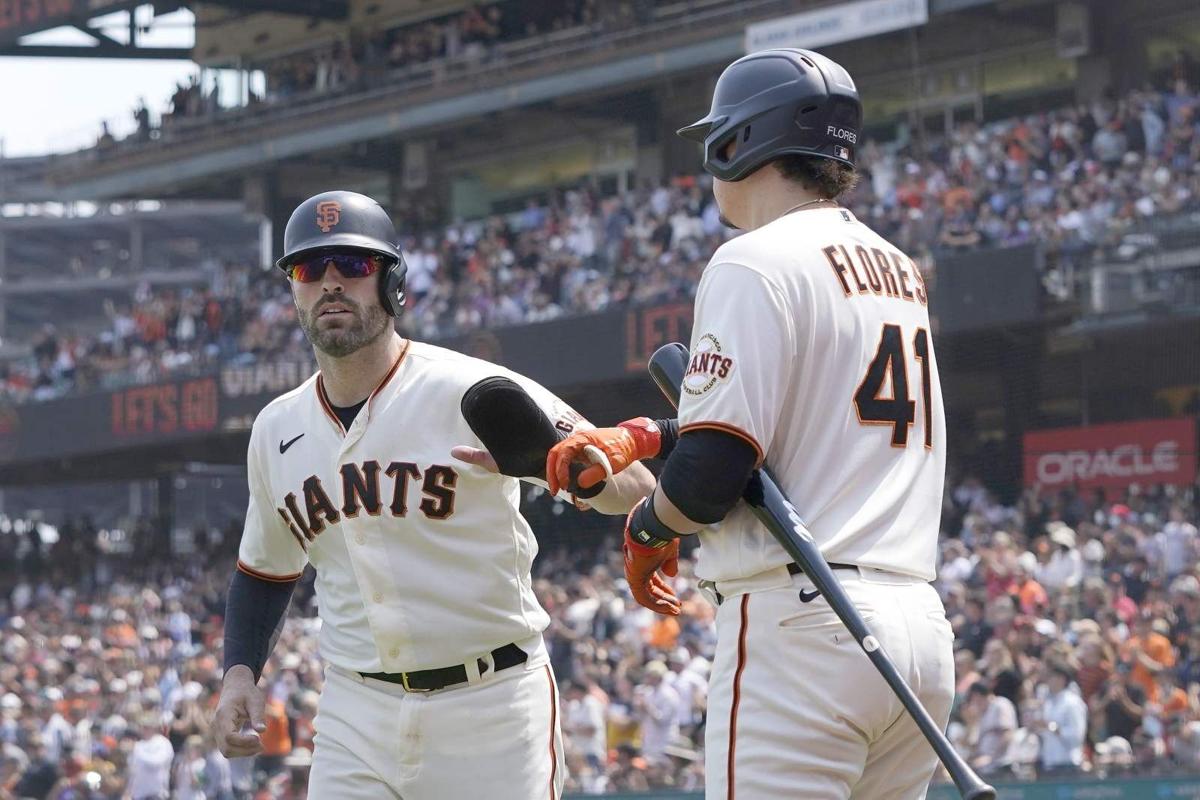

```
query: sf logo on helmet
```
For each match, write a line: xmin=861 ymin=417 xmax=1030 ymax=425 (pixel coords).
xmin=316 ymin=200 xmax=342 ymax=233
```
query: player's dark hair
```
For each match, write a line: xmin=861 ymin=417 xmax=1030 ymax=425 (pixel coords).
xmin=773 ymin=155 xmax=859 ymax=199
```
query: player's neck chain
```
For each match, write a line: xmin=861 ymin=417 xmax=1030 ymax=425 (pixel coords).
xmin=781 ymin=197 xmax=838 ymax=216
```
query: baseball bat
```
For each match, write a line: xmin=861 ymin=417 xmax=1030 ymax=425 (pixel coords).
xmin=648 ymin=342 xmax=995 ymax=800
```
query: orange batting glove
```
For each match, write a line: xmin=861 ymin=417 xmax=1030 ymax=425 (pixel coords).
xmin=623 ymin=497 xmax=681 ymax=616
xmin=546 ymin=417 xmax=661 ymax=495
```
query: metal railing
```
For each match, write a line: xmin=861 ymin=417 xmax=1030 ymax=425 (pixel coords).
xmin=1058 ymin=212 xmax=1200 ymax=321
xmin=43 ymin=0 xmax=799 ymax=173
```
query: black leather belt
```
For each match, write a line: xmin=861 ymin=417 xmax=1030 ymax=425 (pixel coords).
xmin=360 ymin=642 xmax=527 ymax=692
xmin=712 ymin=562 xmax=859 ymax=605
xmin=787 ymin=562 xmax=858 ymax=576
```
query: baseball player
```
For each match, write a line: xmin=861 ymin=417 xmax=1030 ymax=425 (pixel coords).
xmin=212 ymin=190 xmax=654 ymax=799
xmin=547 ymin=50 xmax=955 ymax=799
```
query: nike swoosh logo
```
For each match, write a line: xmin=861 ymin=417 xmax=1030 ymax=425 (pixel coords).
xmin=279 ymin=434 xmax=305 ymax=454
xmin=799 ymin=589 xmax=821 ymax=603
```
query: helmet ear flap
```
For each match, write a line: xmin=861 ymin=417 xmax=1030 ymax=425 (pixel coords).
xmin=707 ymin=128 xmax=742 ymax=173
xmin=379 ymin=255 xmax=408 ymax=317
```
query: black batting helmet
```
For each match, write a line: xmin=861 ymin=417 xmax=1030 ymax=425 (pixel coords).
xmin=677 ymin=48 xmax=862 ymax=182
xmin=276 ymin=190 xmax=408 ymax=317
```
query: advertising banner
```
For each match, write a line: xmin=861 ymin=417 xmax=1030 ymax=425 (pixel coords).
xmin=745 ymin=0 xmax=928 ymax=53
xmin=1023 ymin=418 xmax=1197 ymax=490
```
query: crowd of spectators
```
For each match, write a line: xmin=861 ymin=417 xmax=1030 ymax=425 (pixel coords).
xmin=12 ymin=76 xmax=1200 ymax=405
xmin=1 ymin=476 xmax=1199 ymax=797
xmin=857 ymin=79 xmax=1200 ymax=264
xmin=241 ymin=1 xmax=656 ymax=107
xmin=0 ymin=266 xmax=311 ymax=404
xmin=941 ymin=480 xmax=1200 ymax=781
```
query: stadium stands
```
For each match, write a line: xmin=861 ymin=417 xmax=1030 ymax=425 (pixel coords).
xmin=1 ymin=480 xmax=1198 ymax=794
xmin=1 ymin=5 xmax=1198 ymax=794
xmin=5 ymin=79 xmax=1198 ymax=405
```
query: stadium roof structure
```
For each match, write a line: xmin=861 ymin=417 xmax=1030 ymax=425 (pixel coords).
xmin=0 ymin=0 xmax=346 ymax=60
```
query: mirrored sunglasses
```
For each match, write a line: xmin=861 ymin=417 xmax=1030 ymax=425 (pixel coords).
xmin=286 ymin=253 xmax=387 ymax=283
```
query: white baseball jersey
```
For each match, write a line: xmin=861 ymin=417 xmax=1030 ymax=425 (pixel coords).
xmin=237 ymin=339 xmax=584 ymax=673
xmin=678 ymin=206 xmax=945 ymax=582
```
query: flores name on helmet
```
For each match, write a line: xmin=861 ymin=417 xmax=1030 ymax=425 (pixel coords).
xmin=678 ymin=48 xmax=862 ymax=181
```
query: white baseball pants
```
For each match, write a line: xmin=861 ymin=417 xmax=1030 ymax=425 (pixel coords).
xmin=703 ymin=564 xmax=955 ymax=800
xmin=308 ymin=635 xmax=565 ymax=800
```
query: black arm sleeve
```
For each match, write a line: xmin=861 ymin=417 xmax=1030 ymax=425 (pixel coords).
xmin=658 ymin=428 xmax=758 ymax=525
xmin=223 ymin=569 xmax=298 ymax=682
xmin=653 ymin=418 xmax=680 ymax=459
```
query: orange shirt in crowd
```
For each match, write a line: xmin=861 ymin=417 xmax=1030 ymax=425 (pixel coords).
xmin=1126 ymin=632 xmax=1176 ymax=703
xmin=1014 ymin=579 xmax=1048 ymax=615
xmin=260 ymin=699 xmax=292 ymax=757
xmin=646 ymin=616 xmax=680 ymax=651
xmin=1162 ymin=686 xmax=1190 ymax=717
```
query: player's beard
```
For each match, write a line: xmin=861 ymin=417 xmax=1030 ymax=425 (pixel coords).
xmin=297 ymin=294 xmax=391 ymax=357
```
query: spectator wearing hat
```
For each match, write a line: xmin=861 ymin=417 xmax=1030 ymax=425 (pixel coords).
xmin=1038 ymin=524 xmax=1083 ymax=593
xmin=1157 ymin=506 xmax=1200 ymax=579
xmin=173 ymin=734 xmax=208 ymax=800
xmin=126 ymin=714 xmax=173 ymax=800
xmin=1167 ymin=579 xmax=1200 ymax=653
xmin=1075 ymin=634 xmax=1115 ymax=703
xmin=665 ymin=647 xmax=706 ymax=735
xmin=632 ymin=661 xmax=679 ymax=767
xmin=1030 ymin=661 xmax=1087 ymax=775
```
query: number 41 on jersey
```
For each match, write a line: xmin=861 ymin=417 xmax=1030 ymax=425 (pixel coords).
xmin=854 ymin=324 xmax=933 ymax=449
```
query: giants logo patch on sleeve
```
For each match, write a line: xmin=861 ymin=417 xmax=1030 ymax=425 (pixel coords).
xmin=683 ymin=334 xmax=735 ymax=396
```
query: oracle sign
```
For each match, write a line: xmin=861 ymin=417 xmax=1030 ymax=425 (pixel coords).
xmin=1023 ymin=419 xmax=1197 ymax=490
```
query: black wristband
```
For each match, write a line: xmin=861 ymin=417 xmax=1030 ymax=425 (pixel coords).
xmin=654 ymin=418 xmax=680 ymax=459
xmin=628 ymin=493 xmax=679 ymax=549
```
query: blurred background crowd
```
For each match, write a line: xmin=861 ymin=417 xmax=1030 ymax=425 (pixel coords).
xmin=9 ymin=76 xmax=1200 ymax=406
xmin=2 ymin=4 xmax=1199 ymax=796
xmin=0 ymin=477 xmax=1197 ymax=797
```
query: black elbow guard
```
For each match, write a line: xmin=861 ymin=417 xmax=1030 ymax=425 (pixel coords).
xmin=659 ymin=429 xmax=758 ymax=524
xmin=460 ymin=376 xmax=604 ymax=497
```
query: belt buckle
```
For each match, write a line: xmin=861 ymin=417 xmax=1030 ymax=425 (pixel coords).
xmin=400 ymin=672 xmax=432 ymax=693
